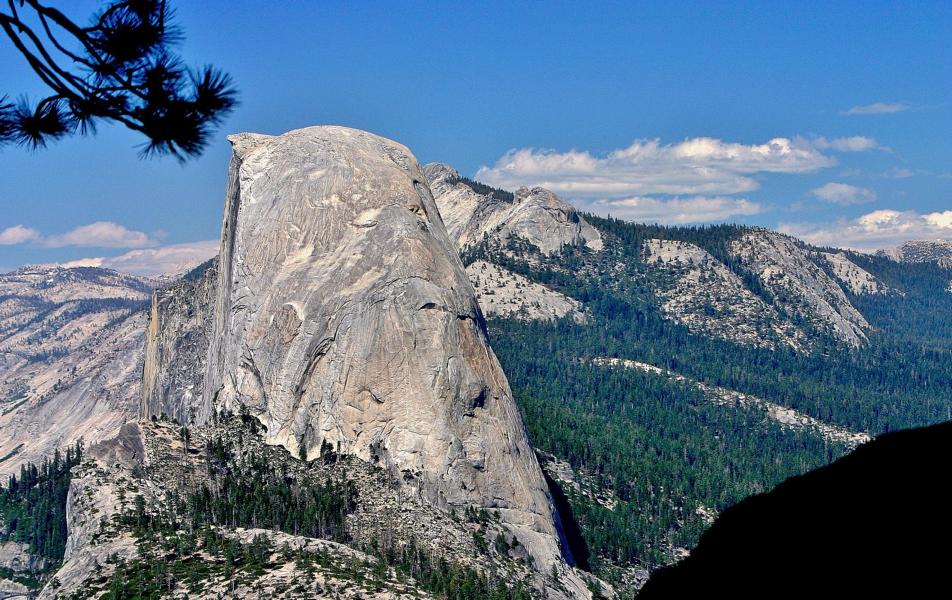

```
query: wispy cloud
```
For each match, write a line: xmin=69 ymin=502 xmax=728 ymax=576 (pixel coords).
xmin=884 ymin=167 xmax=914 ymax=178
xmin=61 ymin=240 xmax=219 ymax=277
xmin=779 ymin=209 xmax=952 ymax=250
xmin=475 ymin=136 xmax=841 ymax=198
xmin=844 ymin=101 xmax=910 ymax=115
xmin=812 ymin=136 xmax=883 ymax=152
xmin=0 ymin=225 xmax=42 ymax=245
xmin=811 ymin=182 xmax=876 ymax=205
xmin=585 ymin=195 xmax=763 ymax=224
xmin=474 ymin=134 xmax=886 ymax=224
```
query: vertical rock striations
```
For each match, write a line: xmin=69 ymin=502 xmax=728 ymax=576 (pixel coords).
xmin=196 ymin=126 xmax=568 ymax=570
xmin=141 ymin=259 xmax=218 ymax=424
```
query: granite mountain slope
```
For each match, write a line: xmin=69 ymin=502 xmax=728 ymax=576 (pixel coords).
xmin=423 ymin=164 xmax=882 ymax=349
xmin=424 ymin=165 xmax=952 ymax=592
xmin=423 ymin=163 xmax=602 ymax=255
xmin=0 ymin=266 xmax=155 ymax=477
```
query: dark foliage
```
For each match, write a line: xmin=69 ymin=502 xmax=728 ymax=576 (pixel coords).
xmin=0 ymin=0 xmax=237 ymax=158
xmin=118 ymin=442 xmax=357 ymax=544
xmin=187 ymin=452 xmax=357 ymax=541
xmin=639 ymin=421 xmax=952 ymax=599
xmin=0 ymin=442 xmax=82 ymax=564
xmin=448 ymin=173 xmax=516 ymax=202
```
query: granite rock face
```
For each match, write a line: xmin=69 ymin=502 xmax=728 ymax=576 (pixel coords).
xmin=643 ymin=239 xmax=806 ymax=350
xmin=730 ymin=230 xmax=869 ymax=347
xmin=196 ymin=126 xmax=569 ymax=571
xmin=467 ymin=260 xmax=586 ymax=323
xmin=820 ymin=251 xmax=892 ymax=296
xmin=424 ymin=163 xmax=602 ymax=254
xmin=141 ymin=259 xmax=218 ymax=425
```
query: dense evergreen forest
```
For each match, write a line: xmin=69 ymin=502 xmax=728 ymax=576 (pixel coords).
xmin=467 ymin=216 xmax=952 ymax=581
xmin=446 ymin=173 xmax=515 ymax=203
xmin=0 ymin=442 xmax=82 ymax=566
xmin=187 ymin=440 xmax=357 ymax=541
xmin=496 ymin=325 xmax=844 ymax=570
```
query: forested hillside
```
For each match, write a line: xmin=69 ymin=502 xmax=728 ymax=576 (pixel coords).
xmin=0 ymin=444 xmax=82 ymax=592
xmin=463 ymin=215 xmax=952 ymax=591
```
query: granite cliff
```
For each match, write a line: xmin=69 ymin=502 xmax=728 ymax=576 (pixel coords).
xmin=130 ymin=126 xmax=594 ymax=597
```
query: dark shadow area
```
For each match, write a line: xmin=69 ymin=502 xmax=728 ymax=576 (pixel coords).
xmin=543 ymin=468 xmax=591 ymax=571
xmin=639 ymin=421 xmax=952 ymax=599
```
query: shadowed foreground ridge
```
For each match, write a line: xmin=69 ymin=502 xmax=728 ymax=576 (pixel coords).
xmin=639 ymin=421 xmax=952 ymax=599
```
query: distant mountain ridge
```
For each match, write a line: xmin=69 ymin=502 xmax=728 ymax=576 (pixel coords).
xmin=0 ymin=265 xmax=156 ymax=476
xmin=424 ymin=165 xmax=894 ymax=351
xmin=877 ymin=238 xmax=952 ymax=268
xmin=423 ymin=162 xmax=603 ymax=255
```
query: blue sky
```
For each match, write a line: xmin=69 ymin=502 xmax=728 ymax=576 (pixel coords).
xmin=1 ymin=1 xmax=950 ymax=274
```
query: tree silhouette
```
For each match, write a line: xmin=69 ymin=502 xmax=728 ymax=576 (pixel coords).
xmin=0 ymin=0 xmax=237 ymax=159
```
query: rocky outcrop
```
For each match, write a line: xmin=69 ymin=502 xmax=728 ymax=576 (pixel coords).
xmin=467 ymin=260 xmax=586 ymax=322
xmin=46 ymin=416 xmax=602 ymax=599
xmin=820 ymin=251 xmax=892 ymax=296
xmin=0 ymin=266 xmax=154 ymax=476
xmin=189 ymin=126 xmax=573 ymax=575
xmin=424 ymin=163 xmax=602 ymax=254
xmin=730 ymin=230 xmax=869 ymax=347
xmin=644 ymin=239 xmax=806 ymax=350
xmin=48 ymin=423 xmax=145 ymax=599
xmin=141 ymin=259 xmax=218 ymax=424
xmin=0 ymin=540 xmax=46 ymax=575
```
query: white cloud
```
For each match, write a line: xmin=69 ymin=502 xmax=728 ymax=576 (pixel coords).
xmin=779 ymin=209 xmax=952 ymax=250
xmin=0 ymin=225 xmax=41 ymax=245
xmin=475 ymin=136 xmax=837 ymax=198
xmin=61 ymin=240 xmax=219 ymax=277
xmin=844 ymin=102 xmax=910 ymax=115
xmin=42 ymin=221 xmax=156 ymax=249
xmin=585 ymin=195 xmax=763 ymax=224
xmin=812 ymin=136 xmax=883 ymax=152
xmin=811 ymin=182 xmax=876 ymax=205
xmin=0 ymin=221 xmax=157 ymax=249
